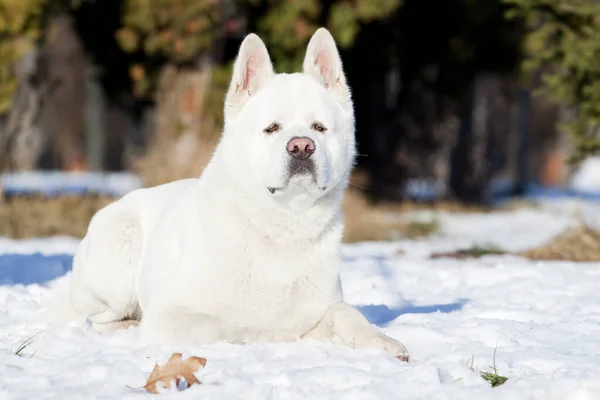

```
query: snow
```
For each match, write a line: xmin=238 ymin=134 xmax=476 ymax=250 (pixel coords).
xmin=1 ymin=171 xmax=143 ymax=197
xmin=570 ymin=156 xmax=600 ymax=193
xmin=0 ymin=236 xmax=80 ymax=256
xmin=2 ymin=201 xmax=600 ymax=399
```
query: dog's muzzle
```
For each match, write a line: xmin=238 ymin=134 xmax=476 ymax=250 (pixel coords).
xmin=267 ymin=136 xmax=326 ymax=194
xmin=286 ymin=136 xmax=316 ymax=180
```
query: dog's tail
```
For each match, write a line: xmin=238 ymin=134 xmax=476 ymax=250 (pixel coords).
xmin=38 ymin=279 xmax=82 ymax=326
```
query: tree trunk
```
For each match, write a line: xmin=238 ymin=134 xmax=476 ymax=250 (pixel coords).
xmin=84 ymin=65 xmax=107 ymax=171
xmin=449 ymin=82 xmax=476 ymax=202
xmin=134 ymin=56 xmax=220 ymax=187
xmin=0 ymin=49 xmax=48 ymax=172
xmin=41 ymin=14 xmax=87 ymax=171
xmin=449 ymin=76 xmax=492 ymax=203
xmin=449 ymin=74 xmax=517 ymax=203
xmin=513 ymin=88 xmax=531 ymax=195
xmin=0 ymin=14 xmax=87 ymax=173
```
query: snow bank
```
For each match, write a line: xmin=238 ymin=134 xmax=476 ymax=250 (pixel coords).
xmin=570 ymin=156 xmax=600 ymax=193
xmin=1 ymin=202 xmax=600 ymax=399
xmin=1 ymin=171 xmax=143 ymax=197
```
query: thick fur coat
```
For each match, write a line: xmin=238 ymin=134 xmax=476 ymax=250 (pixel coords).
xmin=53 ymin=28 xmax=409 ymax=361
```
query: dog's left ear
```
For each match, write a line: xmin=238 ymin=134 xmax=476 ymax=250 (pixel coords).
xmin=303 ymin=28 xmax=350 ymax=104
xmin=225 ymin=33 xmax=275 ymax=116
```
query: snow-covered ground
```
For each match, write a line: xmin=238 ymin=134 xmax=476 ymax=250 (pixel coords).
xmin=570 ymin=156 xmax=600 ymax=193
xmin=2 ymin=200 xmax=600 ymax=399
xmin=1 ymin=171 xmax=143 ymax=197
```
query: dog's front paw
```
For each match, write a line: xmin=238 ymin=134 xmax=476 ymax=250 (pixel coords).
xmin=353 ymin=332 xmax=410 ymax=362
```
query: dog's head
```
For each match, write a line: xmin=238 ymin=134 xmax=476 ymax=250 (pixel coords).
xmin=219 ymin=28 xmax=355 ymax=210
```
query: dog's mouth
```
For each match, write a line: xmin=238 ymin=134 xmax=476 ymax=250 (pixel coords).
xmin=267 ymin=185 xmax=327 ymax=194
xmin=267 ymin=158 xmax=329 ymax=195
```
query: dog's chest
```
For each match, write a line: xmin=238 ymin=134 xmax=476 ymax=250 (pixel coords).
xmin=197 ymin=243 xmax=340 ymax=336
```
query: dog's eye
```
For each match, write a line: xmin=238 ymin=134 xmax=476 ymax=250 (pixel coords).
xmin=264 ymin=123 xmax=280 ymax=134
xmin=312 ymin=122 xmax=327 ymax=132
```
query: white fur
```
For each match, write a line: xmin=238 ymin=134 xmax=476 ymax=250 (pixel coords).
xmin=53 ymin=28 xmax=409 ymax=361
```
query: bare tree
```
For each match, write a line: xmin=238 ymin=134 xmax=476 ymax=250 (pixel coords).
xmin=0 ymin=49 xmax=50 ymax=171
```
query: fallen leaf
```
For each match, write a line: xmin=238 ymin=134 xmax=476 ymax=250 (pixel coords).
xmin=144 ymin=353 xmax=206 ymax=394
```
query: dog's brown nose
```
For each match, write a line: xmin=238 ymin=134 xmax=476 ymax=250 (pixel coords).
xmin=287 ymin=137 xmax=315 ymax=159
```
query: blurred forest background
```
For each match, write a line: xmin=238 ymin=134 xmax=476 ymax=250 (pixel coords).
xmin=1 ymin=0 xmax=600 ymax=241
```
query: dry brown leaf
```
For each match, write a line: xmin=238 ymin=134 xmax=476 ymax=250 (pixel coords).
xmin=144 ymin=352 xmax=206 ymax=394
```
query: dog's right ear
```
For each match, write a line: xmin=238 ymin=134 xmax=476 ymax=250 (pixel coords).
xmin=225 ymin=34 xmax=274 ymax=116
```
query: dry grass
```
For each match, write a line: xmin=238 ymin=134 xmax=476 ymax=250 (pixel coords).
xmin=341 ymin=188 xmax=440 ymax=243
xmin=0 ymin=188 xmax=442 ymax=243
xmin=4 ymin=189 xmax=598 ymax=261
xmin=520 ymin=224 xmax=600 ymax=262
xmin=430 ymin=244 xmax=506 ymax=260
xmin=0 ymin=194 xmax=114 ymax=239
xmin=0 ymin=171 xmax=577 ymax=251
xmin=428 ymin=224 xmax=600 ymax=263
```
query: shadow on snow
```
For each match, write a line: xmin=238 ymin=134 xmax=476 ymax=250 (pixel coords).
xmin=0 ymin=254 xmax=73 ymax=286
xmin=357 ymin=299 xmax=468 ymax=326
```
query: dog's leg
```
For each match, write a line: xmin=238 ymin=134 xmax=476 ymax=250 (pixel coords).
xmin=139 ymin=309 xmax=245 ymax=346
xmin=92 ymin=320 xmax=140 ymax=333
xmin=70 ymin=203 xmax=142 ymax=331
xmin=303 ymin=302 xmax=409 ymax=361
xmin=88 ymin=308 xmax=140 ymax=333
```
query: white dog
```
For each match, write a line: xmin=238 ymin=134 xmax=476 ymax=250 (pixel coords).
xmin=55 ymin=28 xmax=409 ymax=361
